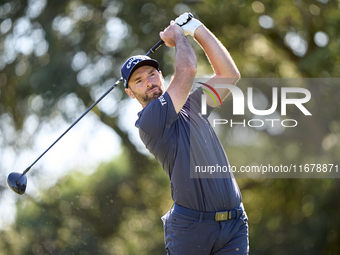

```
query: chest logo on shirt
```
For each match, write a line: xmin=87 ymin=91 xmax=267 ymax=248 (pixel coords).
xmin=158 ymin=95 xmax=167 ymax=106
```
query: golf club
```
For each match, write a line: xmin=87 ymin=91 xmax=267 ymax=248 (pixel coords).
xmin=7 ymin=13 xmax=193 ymax=195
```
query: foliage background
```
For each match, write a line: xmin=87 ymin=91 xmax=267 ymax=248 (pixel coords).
xmin=0 ymin=0 xmax=339 ymax=254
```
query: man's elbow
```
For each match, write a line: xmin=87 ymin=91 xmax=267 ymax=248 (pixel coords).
xmin=187 ymin=64 xmax=197 ymax=77
xmin=217 ymin=70 xmax=241 ymax=84
xmin=230 ymin=71 xmax=241 ymax=85
xmin=234 ymin=70 xmax=241 ymax=80
xmin=225 ymin=67 xmax=241 ymax=80
xmin=227 ymin=68 xmax=241 ymax=80
xmin=177 ymin=63 xmax=197 ymax=78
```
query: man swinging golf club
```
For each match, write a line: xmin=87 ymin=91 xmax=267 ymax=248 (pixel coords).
xmin=121 ymin=13 xmax=249 ymax=255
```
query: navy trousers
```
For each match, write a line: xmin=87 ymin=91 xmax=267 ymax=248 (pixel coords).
xmin=161 ymin=203 xmax=249 ymax=255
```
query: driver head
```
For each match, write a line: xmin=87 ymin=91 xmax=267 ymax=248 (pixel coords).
xmin=7 ymin=172 xmax=27 ymax=195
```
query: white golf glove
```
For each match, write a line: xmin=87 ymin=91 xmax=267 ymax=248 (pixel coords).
xmin=175 ymin=12 xmax=203 ymax=37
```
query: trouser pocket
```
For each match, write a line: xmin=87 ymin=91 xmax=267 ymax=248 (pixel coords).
xmin=170 ymin=211 xmax=198 ymax=231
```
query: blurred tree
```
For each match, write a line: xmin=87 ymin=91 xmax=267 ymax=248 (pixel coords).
xmin=0 ymin=0 xmax=339 ymax=254
xmin=0 ymin=152 xmax=172 ymax=254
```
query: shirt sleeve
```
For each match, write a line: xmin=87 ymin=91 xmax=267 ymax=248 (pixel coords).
xmin=137 ymin=92 xmax=178 ymax=141
xmin=189 ymin=88 xmax=215 ymax=118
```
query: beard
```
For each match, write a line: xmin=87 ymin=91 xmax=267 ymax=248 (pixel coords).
xmin=131 ymin=84 xmax=164 ymax=106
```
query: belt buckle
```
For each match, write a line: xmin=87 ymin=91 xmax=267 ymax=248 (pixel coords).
xmin=215 ymin=211 xmax=231 ymax=221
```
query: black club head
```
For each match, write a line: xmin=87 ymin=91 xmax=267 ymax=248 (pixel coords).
xmin=7 ymin=172 xmax=27 ymax=195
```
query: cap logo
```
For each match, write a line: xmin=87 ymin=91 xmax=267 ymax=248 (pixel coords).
xmin=126 ymin=56 xmax=146 ymax=69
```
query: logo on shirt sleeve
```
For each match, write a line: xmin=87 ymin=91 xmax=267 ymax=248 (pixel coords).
xmin=158 ymin=95 xmax=167 ymax=106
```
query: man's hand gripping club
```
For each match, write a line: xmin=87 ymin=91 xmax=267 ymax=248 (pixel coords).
xmin=159 ymin=20 xmax=186 ymax=47
xmin=175 ymin=12 xmax=203 ymax=37
xmin=158 ymin=14 xmax=197 ymax=114
xmin=160 ymin=12 xmax=202 ymax=46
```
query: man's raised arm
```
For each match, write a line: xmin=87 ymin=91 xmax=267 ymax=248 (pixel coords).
xmin=195 ymin=25 xmax=240 ymax=106
xmin=160 ymin=21 xmax=197 ymax=113
xmin=177 ymin=13 xmax=240 ymax=107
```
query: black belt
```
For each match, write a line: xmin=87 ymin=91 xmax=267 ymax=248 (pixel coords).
xmin=173 ymin=204 xmax=243 ymax=221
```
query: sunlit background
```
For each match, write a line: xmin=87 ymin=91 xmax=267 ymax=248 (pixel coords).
xmin=0 ymin=0 xmax=339 ymax=254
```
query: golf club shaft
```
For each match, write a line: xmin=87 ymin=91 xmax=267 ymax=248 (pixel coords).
xmin=146 ymin=12 xmax=193 ymax=55
xmin=21 ymin=40 xmax=163 ymax=178
xmin=21 ymin=77 xmax=124 ymax=177
xmin=20 ymin=13 xmax=194 ymax=178
xmin=146 ymin=40 xmax=164 ymax=56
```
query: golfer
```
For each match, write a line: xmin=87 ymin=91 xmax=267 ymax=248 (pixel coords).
xmin=121 ymin=13 xmax=248 ymax=255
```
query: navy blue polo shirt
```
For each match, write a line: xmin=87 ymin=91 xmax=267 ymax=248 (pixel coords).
xmin=135 ymin=89 xmax=241 ymax=212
